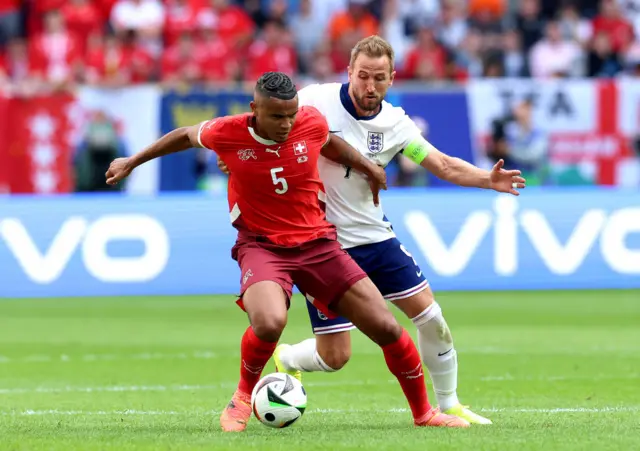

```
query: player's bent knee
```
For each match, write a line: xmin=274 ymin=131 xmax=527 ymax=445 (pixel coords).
xmin=321 ymin=347 xmax=351 ymax=371
xmin=370 ymin=314 xmax=403 ymax=347
xmin=316 ymin=331 xmax=351 ymax=370
xmin=250 ymin=313 xmax=287 ymax=342
xmin=392 ymin=287 xmax=435 ymax=319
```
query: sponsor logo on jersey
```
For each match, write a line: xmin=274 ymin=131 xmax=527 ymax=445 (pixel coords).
xmin=297 ymin=156 xmax=308 ymax=164
xmin=293 ymin=141 xmax=308 ymax=155
xmin=367 ymin=132 xmax=384 ymax=153
xmin=266 ymin=147 xmax=281 ymax=157
xmin=237 ymin=149 xmax=257 ymax=161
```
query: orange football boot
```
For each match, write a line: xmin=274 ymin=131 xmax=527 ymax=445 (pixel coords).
xmin=414 ymin=407 xmax=471 ymax=428
xmin=219 ymin=390 xmax=252 ymax=432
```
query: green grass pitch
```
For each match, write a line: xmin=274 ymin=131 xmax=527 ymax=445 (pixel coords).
xmin=0 ymin=290 xmax=638 ymax=450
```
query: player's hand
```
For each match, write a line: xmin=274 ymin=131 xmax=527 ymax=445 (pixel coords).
xmin=489 ymin=159 xmax=526 ymax=196
xmin=217 ymin=157 xmax=230 ymax=175
xmin=105 ymin=157 xmax=134 ymax=185
xmin=368 ymin=165 xmax=388 ymax=206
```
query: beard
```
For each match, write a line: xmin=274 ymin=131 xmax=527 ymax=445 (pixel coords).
xmin=354 ymin=92 xmax=383 ymax=113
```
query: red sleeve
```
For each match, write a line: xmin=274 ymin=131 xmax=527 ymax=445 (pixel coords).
xmin=301 ymin=106 xmax=330 ymax=148
xmin=197 ymin=117 xmax=226 ymax=151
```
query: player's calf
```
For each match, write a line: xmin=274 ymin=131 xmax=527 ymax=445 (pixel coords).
xmin=221 ymin=281 xmax=287 ymax=432
xmin=334 ymin=278 xmax=432 ymax=422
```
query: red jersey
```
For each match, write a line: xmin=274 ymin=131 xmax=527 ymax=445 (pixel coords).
xmin=198 ymin=106 xmax=336 ymax=247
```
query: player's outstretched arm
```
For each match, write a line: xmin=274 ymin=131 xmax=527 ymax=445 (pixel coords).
xmin=106 ymin=123 xmax=206 ymax=185
xmin=406 ymin=138 xmax=526 ymax=196
xmin=322 ymin=134 xmax=388 ymax=205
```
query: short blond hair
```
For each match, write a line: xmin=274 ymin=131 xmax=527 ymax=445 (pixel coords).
xmin=349 ymin=35 xmax=395 ymax=72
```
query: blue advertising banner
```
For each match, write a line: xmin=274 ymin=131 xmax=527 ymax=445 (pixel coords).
xmin=1 ymin=188 xmax=638 ymax=298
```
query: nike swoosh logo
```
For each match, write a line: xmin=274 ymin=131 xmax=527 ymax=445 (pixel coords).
xmin=329 ymin=130 xmax=342 ymax=134
xmin=438 ymin=348 xmax=453 ymax=357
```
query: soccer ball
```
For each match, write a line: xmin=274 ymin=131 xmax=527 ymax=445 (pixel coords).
xmin=251 ymin=372 xmax=307 ymax=428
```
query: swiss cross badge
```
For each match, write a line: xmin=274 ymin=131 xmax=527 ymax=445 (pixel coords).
xmin=293 ymin=141 xmax=308 ymax=155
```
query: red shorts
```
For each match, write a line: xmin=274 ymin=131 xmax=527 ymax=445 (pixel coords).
xmin=232 ymin=237 xmax=367 ymax=316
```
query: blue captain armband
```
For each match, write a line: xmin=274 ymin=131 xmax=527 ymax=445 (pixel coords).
xmin=402 ymin=137 xmax=432 ymax=164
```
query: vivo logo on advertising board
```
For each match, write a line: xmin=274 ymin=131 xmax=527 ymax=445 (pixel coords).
xmin=400 ymin=195 xmax=640 ymax=280
xmin=0 ymin=190 xmax=638 ymax=298
xmin=0 ymin=214 xmax=169 ymax=284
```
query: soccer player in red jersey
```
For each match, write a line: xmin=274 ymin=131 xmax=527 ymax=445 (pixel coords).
xmin=105 ymin=72 xmax=469 ymax=431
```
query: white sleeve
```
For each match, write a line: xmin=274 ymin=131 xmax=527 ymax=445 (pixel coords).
xmin=297 ymin=84 xmax=321 ymax=108
xmin=396 ymin=114 xmax=425 ymax=151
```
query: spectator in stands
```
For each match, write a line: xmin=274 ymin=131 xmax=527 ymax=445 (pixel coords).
xmin=0 ymin=0 xmax=20 ymax=46
xmin=245 ymin=20 xmax=297 ymax=81
xmin=455 ymin=28 xmax=484 ymax=78
xmin=161 ymin=31 xmax=206 ymax=87
xmin=30 ymin=10 xmax=83 ymax=90
xmin=510 ymin=0 xmax=545 ymax=54
xmin=587 ymin=30 xmax=623 ymax=76
xmin=198 ymin=28 xmax=239 ymax=83
xmin=592 ymin=0 xmax=634 ymax=53
xmin=85 ymin=32 xmax=130 ymax=86
xmin=403 ymin=26 xmax=448 ymax=80
xmin=164 ymin=0 xmax=200 ymax=48
xmin=436 ymin=0 xmax=469 ymax=53
xmin=400 ymin=0 xmax=441 ymax=37
xmin=482 ymin=51 xmax=506 ymax=77
xmin=529 ymin=20 xmax=583 ymax=78
xmin=196 ymin=0 xmax=255 ymax=51
xmin=557 ymin=1 xmax=593 ymax=47
xmin=74 ymin=110 xmax=127 ymax=192
xmin=61 ymin=0 xmax=104 ymax=55
xmin=622 ymin=28 xmax=640 ymax=71
xmin=266 ymin=0 xmax=290 ymax=25
xmin=328 ymin=0 xmax=379 ymax=46
xmin=502 ymin=28 xmax=526 ymax=77
xmin=290 ymin=0 xmax=325 ymax=73
xmin=488 ymin=97 xmax=548 ymax=185
xmin=85 ymin=30 xmax=153 ymax=86
xmin=110 ymin=0 xmax=164 ymax=56
xmin=468 ymin=0 xmax=506 ymax=51
xmin=0 ymin=38 xmax=41 ymax=96
xmin=378 ymin=0 xmax=410 ymax=67
xmin=299 ymin=49 xmax=338 ymax=85
xmin=618 ymin=0 xmax=640 ymax=38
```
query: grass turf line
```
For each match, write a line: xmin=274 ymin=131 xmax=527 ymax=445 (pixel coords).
xmin=0 ymin=290 xmax=638 ymax=450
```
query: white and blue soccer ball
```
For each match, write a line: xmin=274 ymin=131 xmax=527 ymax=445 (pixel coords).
xmin=251 ymin=372 xmax=307 ymax=428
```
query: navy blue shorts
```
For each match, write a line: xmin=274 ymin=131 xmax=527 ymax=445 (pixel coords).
xmin=303 ymin=237 xmax=429 ymax=334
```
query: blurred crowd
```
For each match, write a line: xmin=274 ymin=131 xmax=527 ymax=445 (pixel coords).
xmin=1 ymin=0 xmax=640 ymax=95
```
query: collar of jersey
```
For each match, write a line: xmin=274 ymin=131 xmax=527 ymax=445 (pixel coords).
xmin=248 ymin=126 xmax=278 ymax=145
xmin=340 ymin=83 xmax=383 ymax=121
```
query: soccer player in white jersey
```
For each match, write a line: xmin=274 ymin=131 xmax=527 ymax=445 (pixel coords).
xmin=218 ymin=36 xmax=526 ymax=425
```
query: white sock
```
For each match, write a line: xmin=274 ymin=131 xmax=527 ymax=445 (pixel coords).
xmin=278 ymin=339 xmax=336 ymax=373
xmin=412 ymin=302 xmax=460 ymax=411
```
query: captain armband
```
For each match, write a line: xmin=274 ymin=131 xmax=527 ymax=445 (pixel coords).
xmin=402 ymin=137 xmax=434 ymax=164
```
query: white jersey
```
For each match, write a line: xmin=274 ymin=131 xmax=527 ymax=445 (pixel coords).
xmin=298 ymin=83 xmax=423 ymax=249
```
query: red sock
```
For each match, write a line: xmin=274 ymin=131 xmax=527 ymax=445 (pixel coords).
xmin=237 ymin=326 xmax=278 ymax=395
xmin=382 ymin=329 xmax=431 ymax=420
